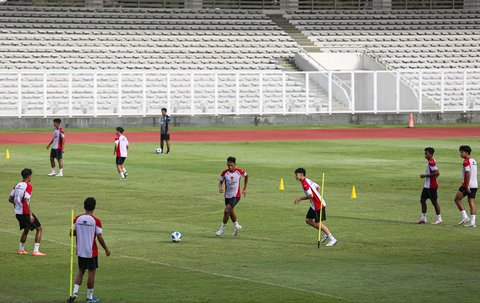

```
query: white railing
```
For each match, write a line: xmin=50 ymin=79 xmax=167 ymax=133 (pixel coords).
xmin=0 ymin=69 xmax=479 ymax=118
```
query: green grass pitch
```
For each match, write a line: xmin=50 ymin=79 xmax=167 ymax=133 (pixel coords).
xmin=0 ymin=137 xmax=479 ymax=303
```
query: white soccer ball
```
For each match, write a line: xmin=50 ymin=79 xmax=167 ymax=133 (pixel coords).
xmin=171 ymin=231 xmax=182 ymax=242
xmin=155 ymin=147 xmax=162 ymax=154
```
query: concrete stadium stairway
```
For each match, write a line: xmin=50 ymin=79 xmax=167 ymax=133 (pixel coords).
xmin=268 ymin=14 xmax=321 ymax=53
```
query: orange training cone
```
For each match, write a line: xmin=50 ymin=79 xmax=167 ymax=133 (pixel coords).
xmin=351 ymin=186 xmax=357 ymax=199
xmin=407 ymin=113 xmax=414 ymax=128
xmin=279 ymin=178 xmax=285 ymax=191
xmin=5 ymin=148 xmax=10 ymax=159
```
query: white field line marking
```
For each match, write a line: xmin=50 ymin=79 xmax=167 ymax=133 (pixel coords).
xmin=0 ymin=229 xmax=348 ymax=302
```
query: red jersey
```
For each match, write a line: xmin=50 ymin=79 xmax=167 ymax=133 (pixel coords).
xmin=462 ymin=157 xmax=478 ymax=188
xmin=9 ymin=181 xmax=33 ymax=215
xmin=301 ymin=178 xmax=325 ymax=210
xmin=219 ymin=168 xmax=247 ymax=198
xmin=52 ymin=127 xmax=65 ymax=150
xmin=424 ymin=158 xmax=438 ymax=189
xmin=74 ymin=214 xmax=103 ymax=258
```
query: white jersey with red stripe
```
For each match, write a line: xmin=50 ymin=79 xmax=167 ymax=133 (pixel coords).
xmin=115 ymin=134 xmax=129 ymax=157
xmin=301 ymin=178 xmax=326 ymax=211
xmin=424 ymin=158 xmax=439 ymax=189
xmin=462 ymin=157 xmax=478 ymax=188
xmin=74 ymin=214 xmax=103 ymax=258
xmin=9 ymin=181 xmax=33 ymax=215
xmin=52 ymin=128 xmax=65 ymax=149
xmin=219 ymin=168 xmax=247 ymax=198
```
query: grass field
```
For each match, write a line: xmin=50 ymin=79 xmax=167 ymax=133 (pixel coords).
xmin=0 ymin=137 xmax=479 ymax=303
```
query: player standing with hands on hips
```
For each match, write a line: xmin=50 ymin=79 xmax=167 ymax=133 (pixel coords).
xmin=47 ymin=118 xmax=65 ymax=177
xmin=455 ymin=145 xmax=478 ymax=228
xmin=294 ymin=168 xmax=337 ymax=247
xmin=216 ymin=156 xmax=248 ymax=237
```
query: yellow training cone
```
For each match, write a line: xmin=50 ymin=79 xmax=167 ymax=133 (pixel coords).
xmin=5 ymin=148 xmax=10 ymax=159
xmin=351 ymin=186 xmax=357 ymax=199
xmin=279 ymin=178 xmax=285 ymax=191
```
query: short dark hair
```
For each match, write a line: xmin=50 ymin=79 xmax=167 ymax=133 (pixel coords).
xmin=295 ymin=168 xmax=306 ymax=176
xmin=53 ymin=118 xmax=62 ymax=124
xmin=21 ymin=168 xmax=32 ymax=179
xmin=227 ymin=156 xmax=236 ymax=164
xmin=161 ymin=108 xmax=167 ymax=112
xmin=424 ymin=147 xmax=435 ymax=155
xmin=116 ymin=127 xmax=124 ymax=133
xmin=459 ymin=145 xmax=472 ymax=155
xmin=84 ymin=197 xmax=96 ymax=211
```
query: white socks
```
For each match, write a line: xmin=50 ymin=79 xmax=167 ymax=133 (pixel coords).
xmin=120 ymin=172 xmax=125 ymax=179
xmin=19 ymin=242 xmax=25 ymax=251
xmin=471 ymin=215 xmax=476 ymax=225
xmin=122 ymin=168 xmax=127 ymax=173
xmin=435 ymin=215 xmax=442 ymax=221
xmin=59 ymin=169 xmax=63 ymax=174
xmin=87 ymin=289 xmax=94 ymax=300
xmin=33 ymin=243 xmax=40 ymax=253
xmin=220 ymin=223 xmax=226 ymax=229
xmin=461 ymin=210 xmax=468 ymax=219
xmin=421 ymin=213 xmax=427 ymax=222
xmin=51 ymin=168 xmax=56 ymax=173
xmin=73 ymin=284 xmax=80 ymax=296
xmin=234 ymin=221 xmax=240 ymax=228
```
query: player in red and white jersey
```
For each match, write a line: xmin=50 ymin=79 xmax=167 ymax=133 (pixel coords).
xmin=294 ymin=168 xmax=337 ymax=247
xmin=455 ymin=145 xmax=478 ymax=228
xmin=417 ymin=147 xmax=443 ymax=225
xmin=113 ymin=127 xmax=129 ymax=181
xmin=68 ymin=197 xmax=110 ymax=303
xmin=8 ymin=168 xmax=45 ymax=256
xmin=46 ymin=118 xmax=65 ymax=177
xmin=216 ymin=156 xmax=248 ymax=237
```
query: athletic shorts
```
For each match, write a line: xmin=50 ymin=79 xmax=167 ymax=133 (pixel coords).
xmin=116 ymin=157 xmax=126 ymax=165
xmin=421 ymin=188 xmax=438 ymax=202
xmin=78 ymin=256 xmax=98 ymax=270
xmin=161 ymin=133 xmax=170 ymax=141
xmin=459 ymin=186 xmax=477 ymax=199
xmin=16 ymin=214 xmax=41 ymax=231
xmin=225 ymin=197 xmax=240 ymax=208
xmin=306 ymin=207 xmax=326 ymax=223
xmin=50 ymin=148 xmax=62 ymax=160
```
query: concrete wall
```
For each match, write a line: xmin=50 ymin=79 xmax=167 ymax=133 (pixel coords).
xmin=1 ymin=113 xmax=479 ymax=129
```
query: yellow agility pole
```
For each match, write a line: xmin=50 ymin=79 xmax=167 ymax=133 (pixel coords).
xmin=317 ymin=173 xmax=325 ymax=249
xmin=69 ymin=209 xmax=74 ymax=296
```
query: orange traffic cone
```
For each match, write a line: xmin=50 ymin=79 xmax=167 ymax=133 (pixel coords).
xmin=407 ymin=113 xmax=414 ymax=128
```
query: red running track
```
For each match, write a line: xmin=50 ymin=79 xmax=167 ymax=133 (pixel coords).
xmin=0 ymin=127 xmax=479 ymax=145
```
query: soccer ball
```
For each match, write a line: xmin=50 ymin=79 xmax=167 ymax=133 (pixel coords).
xmin=155 ymin=147 xmax=162 ymax=154
xmin=171 ymin=231 xmax=182 ymax=242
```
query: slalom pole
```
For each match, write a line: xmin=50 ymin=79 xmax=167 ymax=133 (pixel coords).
xmin=317 ymin=173 xmax=325 ymax=249
xmin=69 ymin=209 xmax=74 ymax=297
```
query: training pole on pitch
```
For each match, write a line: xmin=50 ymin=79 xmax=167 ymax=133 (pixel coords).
xmin=318 ymin=173 xmax=325 ymax=249
xmin=69 ymin=209 xmax=74 ymax=297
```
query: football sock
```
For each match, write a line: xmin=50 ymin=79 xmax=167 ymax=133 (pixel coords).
xmin=87 ymin=289 xmax=94 ymax=300
xmin=51 ymin=168 xmax=56 ymax=173
xmin=234 ymin=221 xmax=240 ymax=228
xmin=19 ymin=242 xmax=25 ymax=251
xmin=59 ymin=169 xmax=63 ymax=174
xmin=220 ymin=223 xmax=226 ymax=229
xmin=122 ymin=168 xmax=126 ymax=173
xmin=461 ymin=210 xmax=468 ymax=219
xmin=421 ymin=213 xmax=427 ymax=221
xmin=436 ymin=215 xmax=442 ymax=221
xmin=471 ymin=215 xmax=476 ymax=225
xmin=328 ymin=234 xmax=336 ymax=240
xmin=73 ymin=284 xmax=80 ymax=296
xmin=120 ymin=172 xmax=125 ymax=179
xmin=33 ymin=243 xmax=40 ymax=253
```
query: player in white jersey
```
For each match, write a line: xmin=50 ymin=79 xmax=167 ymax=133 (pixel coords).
xmin=46 ymin=118 xmax=65 ymax=177
xmin=113 ymin=127 xmax=129 ymax=181
xmin=216 ymin=156 xmax=248 ymax=237
xmin=455 ymin=145 xmax=478 ymax=227
xmin=68 ymin=197 xmax=110 ymax=303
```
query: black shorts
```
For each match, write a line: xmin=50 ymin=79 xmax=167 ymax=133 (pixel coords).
xmin=116 ymin=157 xmax=126 ymax=165
xmin=421 ymin=188 xmax=438 ymax=202
xmin=225 ymin=197 xmax=240 ymax=208
xmin=78 ymin=256 xmax=98 ymax=270
xmin=161 ymin=133 xmax=170 ymax=141
xmin=459 ymin=187 xmax=477 ymax=199
xmin=16 ymin=214 xmax=41 ymax=231
xmin=306 ymin=207 xmax=326 ymax=223
xmin=50 ymin=148 xmax=62 ymax=160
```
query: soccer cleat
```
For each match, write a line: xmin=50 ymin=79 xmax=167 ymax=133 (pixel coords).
xmin=86 ymin=298 xmax=101 ymax=303
xmin=432 ymin=219 xmax=443 ymax=225
xmin=55 ymin=173 xmax=63 ymax=177
xmin=66 ymin=294 xmax=77 ymax=303
xmin=326 ymin=238 xmax=338 ymax=247
xmin=464 ymin=223 xmax=476 ymax=228
xmin=458 ymin=217 xmax=470 ymax=225
xmin=233 ymin=225 xmax=242 ymax=237
xmin=215 ymin=228 xmax=225 ymax=236
xmin=31 ymin=251 xmax=46 ymax=256
xmin=320 ymin=233 xmax=329 ymax=243
xmin=17 ymin=249 xmax=28 ymax=255
xmin=47 ymin=172 xmax=56 ymax=176
xmin=416 ymin=220 xmax=426 ymax=224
